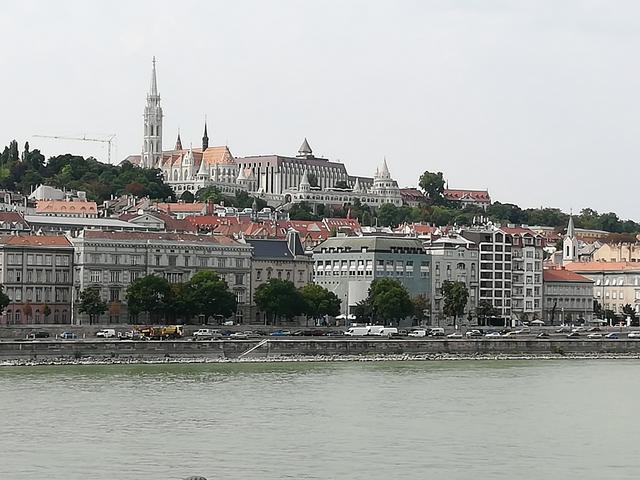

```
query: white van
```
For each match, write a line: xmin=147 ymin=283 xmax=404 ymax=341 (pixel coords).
xmin=378 ymin=327 xmax=398 ymax=337
xmin=345 ymin=326 xmax=370 ymax=336
xmin=96 ymin=329 xmax=117 ymax=338
xmin=367 ymin=325 xmax=386 ymax=336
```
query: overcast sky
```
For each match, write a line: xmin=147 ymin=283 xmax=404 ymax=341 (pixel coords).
xmin=2 ymin=0 xmax=639 ymax=219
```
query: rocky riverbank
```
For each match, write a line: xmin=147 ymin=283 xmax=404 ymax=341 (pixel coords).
xmin=3 ymin=351 xmax=640 ymax=367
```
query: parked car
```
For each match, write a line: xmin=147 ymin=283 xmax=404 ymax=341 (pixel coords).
xmin=465 ymin=330 xmax=483 ymax=338
xmin=60 ymin=331 xmax=77 ymax=340
xmin=325 ymin=330 xmax=345 ymax=337
xmin=587 ymin=327 xmax=602 ymax=332
xmin=446 ymin=332 xmax=463 ymax=339
xmin=95 ymin=329 xmax=117 ymax=338
xmin=571 ymin=326 xmax=586 ymax=333
xmin=587 ymin=333 xmax=603 ymax=339
xmin=223 ymin=321 xmax=234 ymax=326
xmin=270 ymin=330 xmax=291 ymax=336
xmin=485 ymin=332 xmax=502 ymax=337
xmin=555 ymin=326 xmax=571 ymax=333
xmin=230 ymin=332 xmax=248 ymax=339
xmin=429 ymin=328 xmax=445 ymax=337
xmin=536 ymin=332 xmax=549 ymax=338
xmin=605 ymin=332 xmax=619 ymax=339
xmin=408 ymin=329 xmax=428 ymax=338
xmin=627 ymin=331 xmax=640 ymax=338
xmin=27 ymin=331 xmax=50 ymax=340
xmin=567 ymin=332 xmax=581 ymax=338
xmin=193 ymin=329 xmax=221 ymax=340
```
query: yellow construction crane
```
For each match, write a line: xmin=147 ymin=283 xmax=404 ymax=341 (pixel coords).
xmin=32 ymin=134 xmax=117 ymax=164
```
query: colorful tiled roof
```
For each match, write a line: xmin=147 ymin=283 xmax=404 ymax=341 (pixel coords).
xmin=544 ymin=269 xmax=594 ymax=283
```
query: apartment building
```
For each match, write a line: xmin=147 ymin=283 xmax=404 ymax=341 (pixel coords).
xmin=502 ymin=226 xmax=544 ymax=322
xmin=71 ymin=230 xmax=252 ymax=324
xmin=564 ymin=262 xmax=640 ymax=316
xmin=460 ymin=226 xmax=513 ymax=325
xmin=0 ymin=235 xmax=74 ymax=325
xmin=313 ymin=236 xmax=429 ymax=317
xmin=543 ymin=269 xmax=594 ymax=325
xmin=246 ymin=231 xmax=314 ymax=323
xmin=423 ymin=234 xmax=479 ymax=325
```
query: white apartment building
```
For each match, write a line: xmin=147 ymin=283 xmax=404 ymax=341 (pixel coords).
xmin=502 ymin=226 xmax=544 ymax=322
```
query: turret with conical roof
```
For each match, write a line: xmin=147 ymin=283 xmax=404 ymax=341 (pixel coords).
xmin=297 ymin=138 xmax=313 ymax=159
xmin=175 ymin=130 xmax=182 ymax=150
xmin=299 ymin=170 xmax=311 ymax=192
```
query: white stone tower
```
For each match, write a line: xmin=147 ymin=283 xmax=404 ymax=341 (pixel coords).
xmin=142 ymin=57 xmax=163 ymax=168
xmin=563 ymin=213 xmax=577 ymax=265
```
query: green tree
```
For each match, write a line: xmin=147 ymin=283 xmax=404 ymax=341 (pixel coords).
xmin=441 ymin=281 xmax=469 ymax=328
xmin=307 ymin=172 xmax=319 ymax=188
xmin=78 ymin=288 xmax=107 ymax=325
xmin=126 ymin=275 xmax=172 ymax=323
xmin=180 ymin=190 xmax=195 ymax=202
xmin=0 ymin=286 xmax=9 ymax=316
xmin=411 ymin=294 xmax=430 ymax=326
xmin=186 ymin=271 xmax=237 ymax=323
xmin=622 ymin=304 xmax=638 ymax=326
xmin=476 ymin=300 xmax=498 ymax=326
xmin=352 ymin=299 xmax=373 ymax=322
xmin=418 ymin=171 xmax=446 ymax=204
xmin=165 ymin=283 xmax=196 ymax=324
xmin=368 ymin=278 xmax=414 ymax=325
xmin=300 ymin=284 xmax=341 ymax=321
xmin=377 ymin=203 xmax=399 ymax=227
xmin=335 ymin=180 xmax=349 ymax=189
xmin=288 ymin=202 xmax=319 ymax=221
xmin=254 ymin=279 xmax=305 ymax=324
xmin=43 ymin=304 xmax=52 ymax=322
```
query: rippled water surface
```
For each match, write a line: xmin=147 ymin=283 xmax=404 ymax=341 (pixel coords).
xmin=1 ymin=360 xmax=639 ymax=480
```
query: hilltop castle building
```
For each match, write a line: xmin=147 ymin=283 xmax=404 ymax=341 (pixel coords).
xmin=124 ymin=58 xmax=403 ymax=209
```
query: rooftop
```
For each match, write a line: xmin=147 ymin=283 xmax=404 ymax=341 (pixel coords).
xmin=543 ymin=269 xmax=594 ymax=283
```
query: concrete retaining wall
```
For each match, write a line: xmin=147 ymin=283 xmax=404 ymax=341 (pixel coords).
xmin=1 ymin=338 xmax=640 ymax=361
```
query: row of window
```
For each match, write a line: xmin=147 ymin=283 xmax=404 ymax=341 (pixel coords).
xmin=5 ymin=287 xmax=70 ymax=303
xmin=5 ymin=269 xmax=71 ymax=283
xmin=256 ymin=269 xmax=308 ymax=282
xmin=5 ymin=253 xmax=71 ymax=266
xmin=5 ymin=308 xmax=69 ymax=323
xmin=87 ymin=253 xmax=247 ymax=269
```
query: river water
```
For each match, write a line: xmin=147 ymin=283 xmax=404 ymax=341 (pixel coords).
xmin=1 ymin=360 xmax=639 ymax=480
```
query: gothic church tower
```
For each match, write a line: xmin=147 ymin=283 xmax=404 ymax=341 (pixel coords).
xmin=142 ymin=57 xmax=163 ymax=168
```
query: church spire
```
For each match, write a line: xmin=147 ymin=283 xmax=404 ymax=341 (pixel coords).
xmin=150 ymin=56 xmax=158 ymax=97
xmin=175 ymin=129 xmax=182 ymax=150
xmin=202 ymin=117 xmax=209 ymax=151
xmin=566 ymin=212 xmax=575 ymax=239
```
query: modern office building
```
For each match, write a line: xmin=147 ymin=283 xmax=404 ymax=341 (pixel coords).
xmin=312 ymin=236 xmax=429 ymax=317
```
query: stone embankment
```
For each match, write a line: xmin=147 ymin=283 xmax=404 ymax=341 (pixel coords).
xmin=1 ymin=338 xmax=640 ymax=365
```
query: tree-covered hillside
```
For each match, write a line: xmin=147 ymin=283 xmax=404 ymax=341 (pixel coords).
xmin=0 ymin=140 xmax=174 ymax=201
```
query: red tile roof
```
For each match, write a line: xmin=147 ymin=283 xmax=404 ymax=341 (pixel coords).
xmin=156 ymin=202 xmax=208 ymax=213
xmin=0 ymin=235 xmax=72 ymax=247
xmin=544 ymin=269 xmax=593 ymax=283
xmin=36 ymin=200 xmax=98 ymax=215
xmin=82 ymin=230 xmax=241 ymax=245
xmin=444 ymin=189 xmax=491 ymax=202
xmin=563 ymin=261 xmax=640 ymax=272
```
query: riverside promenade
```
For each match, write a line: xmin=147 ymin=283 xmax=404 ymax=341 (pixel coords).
xmin=1 ymin=337 xmax=640 ymax=364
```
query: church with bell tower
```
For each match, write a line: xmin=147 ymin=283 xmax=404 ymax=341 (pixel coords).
xmin=142 ymin=57 xmax=163 ymax=169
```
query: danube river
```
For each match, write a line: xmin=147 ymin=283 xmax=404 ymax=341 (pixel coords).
xmin=1 ymin=360 xmax=639 ymax=480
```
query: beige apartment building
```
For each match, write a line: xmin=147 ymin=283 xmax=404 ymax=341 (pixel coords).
xmin=564 ymin=262 xmax=640 ymax=316
xmin=0 ymin=235 xmax=74 ymax=325
xmin=592 ymin=243 xmax=640 ymax=263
